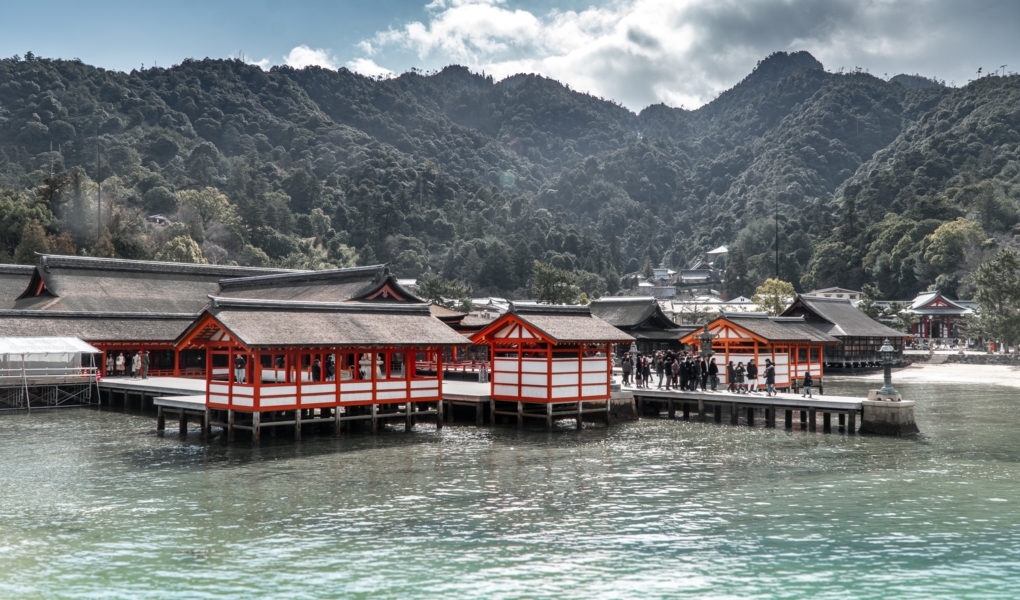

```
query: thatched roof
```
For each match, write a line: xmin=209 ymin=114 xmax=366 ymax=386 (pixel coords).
xmin=475 ymin=303 xmax=633 ymax=344
xmin=10 ymin=254 xmax=295 ymax=314
xmin=0 ymin=309 xmax=194 ymax=342
xmin=179 ymin=297 xmax=469 ymax=348
xmin=216 ymin=265 xmax=424 ymax=303
xmin=782 ymin=295 xmax=908 ymax=339
xmin=0 ymin=264 xmax=34 ymax=301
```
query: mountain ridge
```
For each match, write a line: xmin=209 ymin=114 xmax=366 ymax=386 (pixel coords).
xmin=0 ymin=51 xmax=1015 ymax=300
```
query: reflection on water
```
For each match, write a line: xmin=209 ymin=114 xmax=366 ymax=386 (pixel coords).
xmin=2 ymin=378 xmax=1020 ymax=599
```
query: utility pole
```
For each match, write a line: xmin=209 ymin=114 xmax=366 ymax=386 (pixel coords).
xmin=774 ymin=196 xmax=779 ymax=279
xmin=96 ymin=127 xmax=101 ymax=241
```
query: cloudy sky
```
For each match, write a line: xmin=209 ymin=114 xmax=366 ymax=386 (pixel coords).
xmin=3 ymin=0 xmax=1017 ymax=111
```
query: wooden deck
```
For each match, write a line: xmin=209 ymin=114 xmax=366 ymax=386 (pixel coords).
xmin=628 ymin=386 xmax=861 ymax=433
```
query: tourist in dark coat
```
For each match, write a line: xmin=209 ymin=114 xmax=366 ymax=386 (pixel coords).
xmin=655 ymin=352 xmax=665 ymax=389
xmin=802 ymin=371 xmax=814 ymax=398
xmin=621 ymin=355 xmax=632 ymax=386
xmin=642 ymin=356 xmax=652 ymax=389
xmin=726 ymin=361 xmax=735 ymax=392
xmin=708 ymin=358 xmax=719 ymax=391
xmin=668 ymin=356 xmax=679 ymax=390
xmin=746 ymin=360 xmax=758 ymax=393
xmin=691 ymin=358 xmax=702 ymax=391
xmin=764 ymin=359 xmax=776 ymax=396
xmin=311 ymin=358 xmax=322 ymax=382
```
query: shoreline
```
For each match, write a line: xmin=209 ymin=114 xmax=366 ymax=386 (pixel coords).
xmin=831 ymin=361 xmax=1020 ymax=389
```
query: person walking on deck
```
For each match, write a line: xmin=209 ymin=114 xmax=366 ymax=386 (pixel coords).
xmin=802 ymin=371 xmax=814 ymax=398
xmin=141 ymin=351 xmax=149 ymax=379
xmin=708 ymin=358 xmax=719 ymax=391
xmin=764 ymin=359 xmax=776 ymax=396
xmin=655 ymin=352 xmax=665 ymax=389
xmin=130 ymin=352 xmax=141 ymax=379
xmin=621 ymin=355 xmax=632 ymax=386
xmin=746 ymin=360 xmax=758 ymax=393
xmin=734 ymin=362 xmax=746 ymax=393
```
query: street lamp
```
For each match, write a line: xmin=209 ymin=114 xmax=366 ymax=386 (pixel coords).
xmin=877 ymin=338 xmax=899 ymax=397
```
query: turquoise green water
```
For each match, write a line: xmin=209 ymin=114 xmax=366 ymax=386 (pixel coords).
xmin=2 ymin=379 xmax=1019 ymax=599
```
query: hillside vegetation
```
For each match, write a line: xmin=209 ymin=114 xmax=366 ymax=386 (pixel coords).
xmin=0 ymin=50 xmax=1016 ymax=300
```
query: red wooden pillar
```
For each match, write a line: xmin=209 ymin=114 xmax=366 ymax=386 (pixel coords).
xmin=546 ymin=342 xmax=553 ymax=401
xmin=227 ymin=346 xmax=234 ymax=408
xmin=253 ymin=348 xmax=262 ymax=411
xmin=295 ymin=348 xmax=303 ymax=408
xmin=370 ymin=349 xmax=378 ymax=404
xmin=604 ymin=343 xmax=611 ymax=397
xmin=204 ymin=347 xmax=212 ymax=406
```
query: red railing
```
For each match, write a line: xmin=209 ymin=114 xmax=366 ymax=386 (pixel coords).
xmin=417 ymin=360 xmax=489 ymax=374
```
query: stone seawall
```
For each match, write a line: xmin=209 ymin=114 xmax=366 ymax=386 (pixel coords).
xmin=944 ymin=353 xmax=1020 ymax=366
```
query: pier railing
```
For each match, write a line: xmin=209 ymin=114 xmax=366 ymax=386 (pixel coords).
xmin=0 ymin=366 xmax=99 ymax=386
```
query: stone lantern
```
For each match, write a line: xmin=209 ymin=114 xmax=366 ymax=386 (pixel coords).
xmin=861 ymin=337 xmax=918 ymax=435
xmin=877 ymin=338 xmax=899 ymax=397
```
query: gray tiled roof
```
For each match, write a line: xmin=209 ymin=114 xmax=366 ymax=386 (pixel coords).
xmin=781 ymin=295 xmax=909 ymax=338
xmin=0 ymin=264 xmax=34 ymax=301
xmin=0 ymin=310 xmax=193 ymax=342
xmin=191 ymin=297 xmax=469 ymax=347
xmin=10 ymin=254 xmax=294 ymax=314
xmin=588 ymin=296 xmax=677 ymax=329
xmin=721 ymin=313 xmax=839 ymax=343
xmin=504 ymin=304 xmax=634 ymax=343
xmin=217 ymin=265 xmax=423 ymax=303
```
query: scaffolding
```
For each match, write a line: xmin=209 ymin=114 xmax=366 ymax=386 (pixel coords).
xmin=0 ymin=337 xmax=101 ymax=411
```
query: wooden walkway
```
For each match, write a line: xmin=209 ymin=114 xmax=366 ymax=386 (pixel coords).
xmin=629 ymin=386 xmax=861 ymax=433
xmin=96 ymin=376 xmax=861 ymax=438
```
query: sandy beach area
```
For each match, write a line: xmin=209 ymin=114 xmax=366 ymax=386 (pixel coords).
xmin=836 ymin=361 xmax=1020 ymax=389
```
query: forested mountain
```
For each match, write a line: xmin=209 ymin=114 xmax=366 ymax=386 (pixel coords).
xmin=0 ymin=50 xmax=1016 ymax=300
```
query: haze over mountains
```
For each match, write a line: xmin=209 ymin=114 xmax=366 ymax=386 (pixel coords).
xmin=0 ymin=50 xmax=1016 ymax=300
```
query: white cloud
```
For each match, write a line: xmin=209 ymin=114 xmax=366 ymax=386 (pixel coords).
xmin=283 ymin=45 xmax=338 ymax=69
xmin=249 ymin=57 xmax=272 ymax=70
xmin=351 ymin=0 xmax=1020 ymax=110
xmin=347 ymin=57 xmax=395 ymax=79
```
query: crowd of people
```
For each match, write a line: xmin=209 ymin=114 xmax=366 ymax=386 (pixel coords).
xmin=619 ymin=350 xmax=785 ymax=396
xmin=106 ymin=350 xmax=150 ymax=379
xmin=619 ymin=350 xmax=719 ymax=391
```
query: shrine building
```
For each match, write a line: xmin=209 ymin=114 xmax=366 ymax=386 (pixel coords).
xmin=469 ymin=304 xmax=633 ymax=428
xmin=174 ymin=297 xmax=469 ymax=440
xmin=678 ymin=312 xmax=838 ymax=391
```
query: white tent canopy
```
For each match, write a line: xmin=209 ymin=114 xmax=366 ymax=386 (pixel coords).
xmin=0 ymin=337 xmax=100 ymax=378
xmin=0 ymin=337 xmax=100 ymax=356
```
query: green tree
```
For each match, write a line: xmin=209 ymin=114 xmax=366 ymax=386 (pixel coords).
xmin=13 ymin=220 xmax=51 ymax=264
xmin=417 ymin=272 xmax=472 ymax=309
xmin=531 ymin=260 xmax=578 ymax=304
xmin=751 ymin=278 xmax=796 ymax=315
xmin=967 ymin=248 xmax=1020 ymax=347
xmin=155 ymin=235 xmax=207 ymax=264
xmin=177 ymin=187 xmax=239 ymax=230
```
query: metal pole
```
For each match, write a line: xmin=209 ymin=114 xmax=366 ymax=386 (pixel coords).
xmin=774 ymin=197 xmax=779 ymax=279
xmin=96 ymin=127 xmax=101 ymax=241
